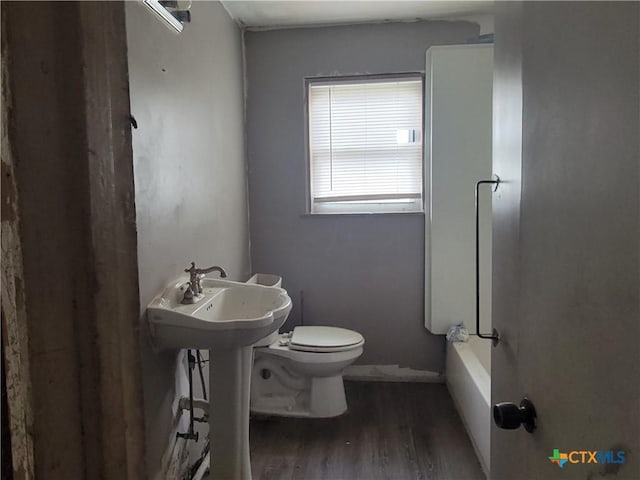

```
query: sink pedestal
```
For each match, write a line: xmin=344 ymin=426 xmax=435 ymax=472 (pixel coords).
xmin=209 ymin=346 xmax=254 ymax=480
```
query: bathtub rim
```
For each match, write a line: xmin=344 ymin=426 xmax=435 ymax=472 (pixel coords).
xmin=446 ymin=335 xmax=491 ymax=477
xmin=449 ymin=337 xmax=490 ymax=405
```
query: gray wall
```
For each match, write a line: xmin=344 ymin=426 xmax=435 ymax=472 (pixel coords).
xmin=125 ymin=2 xmax=249 ymax=477
xmin=245 ymin=21 xmax=479 ymax=371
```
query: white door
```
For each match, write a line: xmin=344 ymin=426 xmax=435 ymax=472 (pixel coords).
xmin=491 ymin=3 xmax=640 ymax=480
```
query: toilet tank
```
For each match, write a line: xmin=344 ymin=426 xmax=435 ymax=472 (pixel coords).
xmin=246 ymin=273 xmax=282 ymax=288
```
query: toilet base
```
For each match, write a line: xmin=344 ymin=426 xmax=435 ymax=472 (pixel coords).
xmin=251 ymin=371 xmax=348 ymax=418
xmin=310 ymin=375 xmax=348 ymax=417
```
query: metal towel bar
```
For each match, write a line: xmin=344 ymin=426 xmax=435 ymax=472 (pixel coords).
xmin=476 ymin=176 xmax=500 ymax=346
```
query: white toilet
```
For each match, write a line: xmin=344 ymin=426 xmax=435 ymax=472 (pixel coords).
xmin=246 ymin=273 xmax=364 ymax=418
xmin=250 ymin=325 xmax=364 ymax=418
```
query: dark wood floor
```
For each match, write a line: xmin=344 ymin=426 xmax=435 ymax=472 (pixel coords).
xmin=249 ymin=381 xmax=485 ymax=480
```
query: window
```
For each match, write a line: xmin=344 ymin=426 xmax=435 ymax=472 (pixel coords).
xmin=307 ymin=74 xmax=424 ymax=214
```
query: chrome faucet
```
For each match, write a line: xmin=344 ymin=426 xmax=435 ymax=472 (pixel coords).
xmin=182 ymin=262 xmax=227 ymax=304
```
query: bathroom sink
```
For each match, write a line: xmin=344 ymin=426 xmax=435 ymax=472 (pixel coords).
xmin=147 ymin=276 xmax=292 ymax=349
xmin=147 ymin=272 xmax=291 ymax=480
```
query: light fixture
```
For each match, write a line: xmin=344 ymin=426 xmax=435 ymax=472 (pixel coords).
xmin=143 ymin=0 xmax=183 ymax=33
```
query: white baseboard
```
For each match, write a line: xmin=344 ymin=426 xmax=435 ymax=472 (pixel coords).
xmin=344 ymin=364 xmax=444 ymax=383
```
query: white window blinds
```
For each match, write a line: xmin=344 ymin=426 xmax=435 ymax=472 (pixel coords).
xmin=308 ymin=77 xmax=423 ymax=213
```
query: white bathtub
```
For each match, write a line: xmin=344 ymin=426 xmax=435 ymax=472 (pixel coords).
xmin=446 ymin=335 xmax=491 ymax=476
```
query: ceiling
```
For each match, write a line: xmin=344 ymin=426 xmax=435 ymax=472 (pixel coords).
xmin=221 ymin=1 xmax=494 ymax=29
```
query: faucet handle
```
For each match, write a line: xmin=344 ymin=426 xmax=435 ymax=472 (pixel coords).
xmin=184 ymin=261 xmax=197 ymax=275
xmin=183 ymin=285 xmax=194 ymax=300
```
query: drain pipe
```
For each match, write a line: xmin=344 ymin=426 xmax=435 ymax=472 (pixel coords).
xmin=196 ymin=350 xmax=207 ymax=400
xmin=178 ymin=349 xmax=209 ymax=423
xmin=176 ymin=350 xmax=199 ymax=441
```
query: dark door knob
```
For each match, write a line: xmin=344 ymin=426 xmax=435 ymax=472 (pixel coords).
xmin=493 ymin=397 xmax=537 ymax=433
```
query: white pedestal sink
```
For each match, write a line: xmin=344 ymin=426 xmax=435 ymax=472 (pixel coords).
xmin=147 ymin=276 xmax=292 ymax=480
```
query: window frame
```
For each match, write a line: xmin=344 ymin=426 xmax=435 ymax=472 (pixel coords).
xmin=304 ymin=72 xmax=426 ymax=215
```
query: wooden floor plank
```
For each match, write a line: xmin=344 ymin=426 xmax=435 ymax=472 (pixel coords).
xmin=249 ymin=382 xmax=485 ymax=480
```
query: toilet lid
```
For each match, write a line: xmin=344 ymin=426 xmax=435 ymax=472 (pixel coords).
xmin=289 ymin=326 xmax=364 ymax=353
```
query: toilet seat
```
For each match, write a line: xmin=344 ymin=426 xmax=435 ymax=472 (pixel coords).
xmin=288 ymin=326 xmax=364 ymax=353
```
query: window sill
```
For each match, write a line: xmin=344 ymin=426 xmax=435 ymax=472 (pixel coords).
xmin=301 ymin=211 xmax=425 ymax=218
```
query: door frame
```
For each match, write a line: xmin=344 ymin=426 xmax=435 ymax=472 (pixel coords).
xmin=1 ymin=3 xmax=145 ymax=478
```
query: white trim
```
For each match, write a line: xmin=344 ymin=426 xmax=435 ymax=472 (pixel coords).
xmin=143 ymin=0 xmax=183 ymax=33
xmin=311 ymin=198 xmax=423 ymax=215
xmin=307 ymin=75 xmax=424 ymax=215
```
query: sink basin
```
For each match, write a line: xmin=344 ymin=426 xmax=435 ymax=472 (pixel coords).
xmin=147 ymin=276 xmax=292 ymax=349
